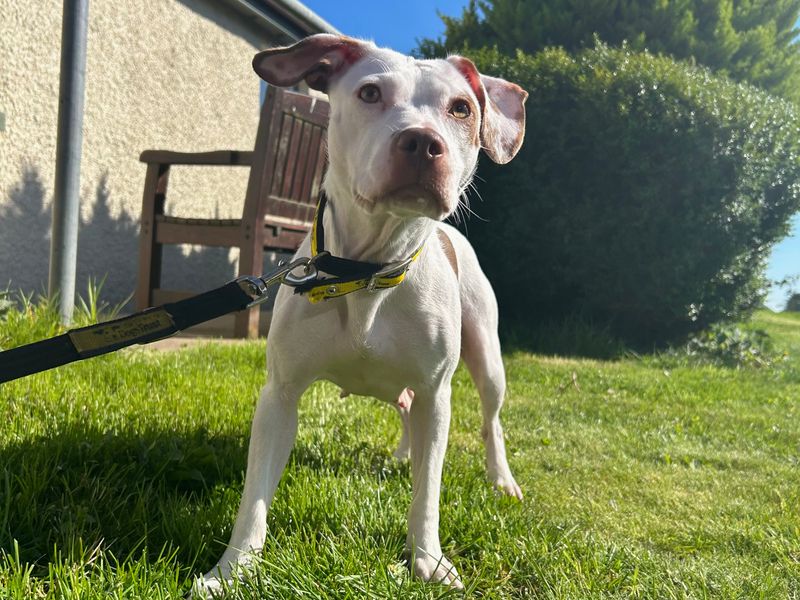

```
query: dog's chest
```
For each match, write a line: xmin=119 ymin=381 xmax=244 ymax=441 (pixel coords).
xmin=314 ymin=293 xmax=454 ymax=401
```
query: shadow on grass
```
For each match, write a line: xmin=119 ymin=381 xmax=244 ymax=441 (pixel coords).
xmin=0 ymin=425 xmax=244 ymax=569
xmin=0 ymin=423 xmax=406 ymax=573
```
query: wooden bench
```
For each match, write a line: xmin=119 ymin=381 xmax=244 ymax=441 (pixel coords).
xmin=136 ymin=87 xmax=329 ymax=338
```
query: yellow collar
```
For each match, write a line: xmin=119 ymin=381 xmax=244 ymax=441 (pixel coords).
xmin=295 ymin=194 xmax=424 ymax=303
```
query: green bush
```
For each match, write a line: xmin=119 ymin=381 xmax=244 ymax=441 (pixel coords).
xmin=461 ymin=44 xmax=800 ymax=345
xmin=787 ymin=292 xmax=800 ymax=312
xmin=664 ymin=323 xmax=787 ymax=369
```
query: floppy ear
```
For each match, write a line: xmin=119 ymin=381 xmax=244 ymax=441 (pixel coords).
xmin=253 ymin=34 xmax=366 ymax=92
xmin=447 ymin=56 xmax=528 ymax=164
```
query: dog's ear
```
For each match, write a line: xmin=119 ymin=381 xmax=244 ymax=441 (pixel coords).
xmin=253 ymin=34 xmax=366 ymax=93
xmin=447 ymin=56 xmax=528 ymax=164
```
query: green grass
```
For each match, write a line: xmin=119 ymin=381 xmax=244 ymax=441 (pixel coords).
xmin=0 ymin=308 xmax=798 ymax=598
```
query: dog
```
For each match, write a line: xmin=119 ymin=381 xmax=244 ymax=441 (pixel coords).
xmin=194 ymin=34 xmax=527 ymax=595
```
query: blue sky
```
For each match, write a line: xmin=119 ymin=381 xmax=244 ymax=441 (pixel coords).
xmin=302 ymin=0 xmax=799 ymax=310
xmin=301 ymin=0 xmax=466 ymax=53
xmin=767 ymin=214 xmax=800 ymax=309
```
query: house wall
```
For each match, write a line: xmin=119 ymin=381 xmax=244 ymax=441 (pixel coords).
xmin=0 ymin=0 xmax=283 ymax=308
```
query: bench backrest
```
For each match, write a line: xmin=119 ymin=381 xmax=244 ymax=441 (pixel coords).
xmin=244 ymin=86 xmax=330 ymax=231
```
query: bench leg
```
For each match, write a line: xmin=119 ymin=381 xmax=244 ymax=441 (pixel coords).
xmin=136 ymin=163 xmax=169 ymax=310
xmin=234 ymin=305 xmax=261 ymax=339
xmin=234 ymin=225 xmax=264 ymax=339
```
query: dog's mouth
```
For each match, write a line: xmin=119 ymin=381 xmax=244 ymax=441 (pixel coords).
xmin=361 ymin=183 xmax=451 ymax=219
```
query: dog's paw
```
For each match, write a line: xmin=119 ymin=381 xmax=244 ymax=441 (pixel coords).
xmin=188 ymin=574 xmax=224 ymax=599
xmin=492 ymin=473 xmax=523 ymax=500
xmin=487 ymin=464 xmax=523 ymax=500
xmin=410 ymin=553 xmax=464 ymax=589
xmin=392 ymin=442 xmax=410 ymax=460
xmin=189 ymin=562 xmax=247 ymax=599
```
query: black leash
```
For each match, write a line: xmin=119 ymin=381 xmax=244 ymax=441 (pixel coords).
xmin=0 ymin=255 xmax=318 ymax=385
xmin=0 ymin=281 xmax=254 ymax=384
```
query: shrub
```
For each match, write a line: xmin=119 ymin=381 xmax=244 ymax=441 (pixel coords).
xmin=787 ymin=293 xmax=800 ymax=312
xmin=674 ymin=323 xmax=785 ymax=369
xmin=461 ymin=44 xmax=800 ymax=346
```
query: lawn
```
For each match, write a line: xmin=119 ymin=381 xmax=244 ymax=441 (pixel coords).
xmin=0 ymin=309 xmax=798 ymax=598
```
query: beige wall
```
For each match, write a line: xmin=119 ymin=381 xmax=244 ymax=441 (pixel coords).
xmin=0 ymin=0 xmax=281 ymax=306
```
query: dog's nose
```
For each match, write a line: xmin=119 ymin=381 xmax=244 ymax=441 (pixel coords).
xmin=393 ymin=128 xmax=447 ymax=162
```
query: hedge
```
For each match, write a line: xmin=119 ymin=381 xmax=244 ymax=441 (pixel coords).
xmin=462 ymin=44 xmax=800 ymax=345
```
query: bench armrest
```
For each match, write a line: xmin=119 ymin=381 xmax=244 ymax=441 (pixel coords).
xmin=139 ymin=149 xmax=253 ymax=166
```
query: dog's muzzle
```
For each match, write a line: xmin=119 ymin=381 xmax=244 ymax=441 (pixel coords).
xmin=383 ymin=127 xmax=452 ymax=214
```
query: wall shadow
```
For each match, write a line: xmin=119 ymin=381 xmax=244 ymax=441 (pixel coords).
xmin=0 ymin=164 xmax=253 ymax=312
xmin=0 ymin=164 xmax=51 ymax=293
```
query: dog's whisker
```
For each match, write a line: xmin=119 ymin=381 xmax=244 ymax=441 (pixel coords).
xmin=457 ymin=186 xmax=487 ymax=223
xmin=451 ymin=202 xmax=463 ymax=227
xmin=467 ymin=181 xmax=485 ymax=205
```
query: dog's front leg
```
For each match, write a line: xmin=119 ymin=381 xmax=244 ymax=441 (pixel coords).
xmin=406 ymin=384 xmax=463 ymax=589
xmin=194 ymin=379 xmax=307 ymax=596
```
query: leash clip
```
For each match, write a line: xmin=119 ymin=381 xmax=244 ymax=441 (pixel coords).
xmin=237 ymin=256 xmax=318 ymax=307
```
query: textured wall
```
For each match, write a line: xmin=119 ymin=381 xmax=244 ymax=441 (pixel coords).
xmin=0 ymin=0 xmax=279 ymax=308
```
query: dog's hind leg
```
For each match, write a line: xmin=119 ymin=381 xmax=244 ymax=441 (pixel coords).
xmin=393 ymin=388 xmax=414 ymax=460
xmin=194 ymin=378 xmax=308 ymax=596
xmin=460 ymin=285 xmax=522 ymax=500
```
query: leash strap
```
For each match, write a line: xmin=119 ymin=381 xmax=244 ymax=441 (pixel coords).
xmin=295 ymin=193 xmax=423 ymax=303
xmin=0 ymin=281 xmax=252 ymax=384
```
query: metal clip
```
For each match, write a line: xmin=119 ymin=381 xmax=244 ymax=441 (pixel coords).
xmin=281 ymin=253 xmax=325 ymax=287
xmin=366 ymin=256 xmax=414 ymax=292
xmin=237 ymin=276 xmax=271 ymax=308
xmin=236 ymin=256 xmax=317 ymax=307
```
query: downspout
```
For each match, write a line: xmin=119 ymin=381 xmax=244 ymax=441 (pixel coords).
xmin=224 ymin=0 xmax=340 ymax=39
xmin=267 ymin=0 xmax=340 ymax=35
xmin=49 ymin=0 xmax=89 ymax=324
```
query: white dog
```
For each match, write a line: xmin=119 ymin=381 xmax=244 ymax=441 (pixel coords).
xmin=196 ymin=34 xmax=527 ymax=594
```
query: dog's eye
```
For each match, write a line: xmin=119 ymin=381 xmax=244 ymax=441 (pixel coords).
xmin=358 ymin=84 xmax=381 ymax=103
xmin=449 ymin=100 xmax=471 ymax=119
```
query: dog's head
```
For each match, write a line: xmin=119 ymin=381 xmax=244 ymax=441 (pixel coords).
xmin=253 ymin=34 xmax=527 ymax=220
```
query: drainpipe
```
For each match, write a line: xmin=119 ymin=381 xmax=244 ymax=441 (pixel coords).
xmin=49 ymin=0 xmax=89 ymax=324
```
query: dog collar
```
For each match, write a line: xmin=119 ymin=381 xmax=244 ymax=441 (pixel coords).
xmin=293 ymin=193 xmax=424 ymax=303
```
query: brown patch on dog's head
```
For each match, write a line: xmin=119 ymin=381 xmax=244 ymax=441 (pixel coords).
xmin=447 ymin=56 xmax=528 ymax=164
